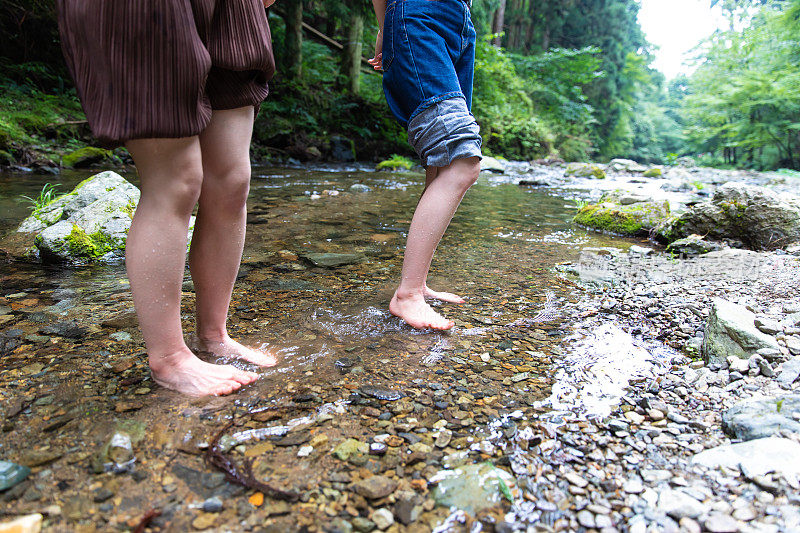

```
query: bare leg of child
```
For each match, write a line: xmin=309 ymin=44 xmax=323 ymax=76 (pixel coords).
xmin=188 ymin=107 xmax=277 ymax=367
xmin=389 ymin=156 xmax=481 ymax=330
xmin=125 ymin=137 xmax=259 ymax=397
xmin=421 ymin=167 xmax=466 ymax=305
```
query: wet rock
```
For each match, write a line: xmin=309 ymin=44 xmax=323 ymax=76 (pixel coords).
xmin=333 ymin=439 xmax=367 ymax=461
xmin=359 ymin=385 xmax=402 ymax=401
xmin=722 ymin=395 xmax=800 ymax=440
xmin=0 ymin=461 xmax=30 ymax=491
xmin=434 ymin=429 xmax=452 ymax=448
xmin=692 ymin=437 xmax=800 ymax=477
xmin=202 ymin=496 xmax=224 ymax=513
xmin=39 ymin=320 xmax=87 ymax=339
xmin=192 ymin=512 xmax=218 ymax=530
xmin=18 ymin=450 xmax=61 ymax=467
xmin=481 ymin=157 xmax=506 ymax=173
xmin=394 ymin=492 xmax=422 ymax=525
xmin=666 ymin=234 xmax=724 ymax=257
xmin=0 ymin=513 xmax=42 ymax=533
xmin=431 ymin=463 xmax=516 ymax=515
xmin=96 ymin=432 xmax=135 ymax=473
xmin=301 ymin=252 xmax=363 ymax=268
xmin=349 ymin=183 xmax=371 ymax=193
xmin=565 ymin=162 xmax=606 ymax=179
xmin=92 ymin=487 xmax=114 ymax=503
xmin=371 ymin=508 xmax=394 ymax=530
xmin=658 ymin=182 xmax=800 ymax=250
xmin=702 ymin=299 xmax=781 ymax=365
xmin=352 ymin=475 xmax=397 ymax=499
xmin=350 ymin=517 xmax=375 ymax=532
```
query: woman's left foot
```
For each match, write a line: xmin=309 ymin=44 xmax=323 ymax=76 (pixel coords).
xmin=190 ymin=334 xmax=278 ymax=367
xmin=424 ymin=285 xmax=465 ymax=304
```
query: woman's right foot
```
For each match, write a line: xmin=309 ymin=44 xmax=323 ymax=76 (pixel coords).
xmin=149 ymin=348 xmax=259 ymax=397
xmin=390 ymin=290 xmax=454 ymax=330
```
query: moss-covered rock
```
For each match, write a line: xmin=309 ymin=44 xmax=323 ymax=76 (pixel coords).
xmin=565 ymin=163 xmax=606 ymax=179
xmin=666 ymin=234 xmax=724 ymax=256
xmin=574 ymin=200 xmax=671 ymax=236
xmin=62 ymin=147 xmax=117 ymax=169
xmin=643 ymin=168 xmax=663 ymax=178
xmin=657 ymin=182 xmax=800 ymax=250
xmin=34 ymin=221 xmax=115 ymax=263
xmin=376 ymin=154 xmax=414 ymax=171
xmin=19 ymin=171 xmax=140 ymax=264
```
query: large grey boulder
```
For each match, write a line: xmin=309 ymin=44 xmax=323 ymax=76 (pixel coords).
xmin=658 ymin=182 xmax=800 ymax=250
xmin=692 ymin=437 xmax=800 ymax=477
xmin=17 ymin=171 xmax=148 ymax=264
xmin=722 ymin=395 xmax=800 ymax=440
xmin=702 ymin=298 xmax=781 ymax=365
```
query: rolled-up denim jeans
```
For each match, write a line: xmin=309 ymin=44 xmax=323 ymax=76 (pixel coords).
xmin=382 ymin=0 xmax=482 ymax=167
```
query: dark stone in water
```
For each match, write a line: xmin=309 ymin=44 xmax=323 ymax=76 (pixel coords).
xmin=293 ymin=393 xmax=316 ymax=403
xmin=359 ymin=385 xmax=402 ymax=401
xmin=335 ymin=356 xmax=359 ymax=373
xmin=434 ymin=401 xmax=449 ymax=410
xmin=0 ymin=335 xmax=22 ymax=356
xmin=256 ymin=278 xmax=317 ymax=291
xmin=275 ymin=430 xmax=310 ymax=447
xmin=202 ymin=496 xmax=224 ymax=513
xmin=302 ymin=252 xmax=363 ymax=268
xmin=398 ymin=432 xmax=421 ymax=445
xmin=39 ymin=320 xmax=88 ymax=339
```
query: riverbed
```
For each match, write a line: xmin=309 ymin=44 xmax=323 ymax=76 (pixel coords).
xmin=1 ymin=163 xmax=798 ymax=532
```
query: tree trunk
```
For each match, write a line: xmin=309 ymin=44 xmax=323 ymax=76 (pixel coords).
xmin=341 ymin=10 xmax=364 ymax=95
xmin=281 ymin=0 xmax=303 ymax=80
xmin=492 ymin=0 xmax=506 ymax=46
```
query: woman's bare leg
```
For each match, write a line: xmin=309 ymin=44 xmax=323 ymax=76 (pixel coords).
xmin=189 ymin=107 xmax=276 ymax=366
xmin=125 ymin=137 xmax=259 ymax=396
xmin=389 ymin=156 xmax=481 ymax=330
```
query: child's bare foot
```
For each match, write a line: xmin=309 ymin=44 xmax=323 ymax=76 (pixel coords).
xmin=150 ymin=348 xmax=259 ymax=397
xmin=190 ymin=334 xmax=278 ymax=367
xmin=424 ymin=285 xmax=465 ymax=304
xmin=390 ymin=291 xmax=454 ymax=330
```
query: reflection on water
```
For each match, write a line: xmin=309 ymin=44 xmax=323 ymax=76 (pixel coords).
xmin=544 ymin=323 xmax=679 ymax=418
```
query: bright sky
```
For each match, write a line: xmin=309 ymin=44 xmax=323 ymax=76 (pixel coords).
xmin=638 ymin=0 xmax=729 ymax=80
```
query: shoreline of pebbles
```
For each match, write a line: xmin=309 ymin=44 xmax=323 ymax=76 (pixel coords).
xmin=530 ymin=244 xmax=800 ymax=532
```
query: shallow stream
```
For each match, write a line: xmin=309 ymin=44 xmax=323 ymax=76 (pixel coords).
xmin=0 ymin=165 xmax=663 ymax=530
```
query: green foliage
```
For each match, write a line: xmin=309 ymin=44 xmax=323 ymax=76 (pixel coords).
xmin=682 ymin=1 xmax=800 ymax=170
xmin=20 ymin=182 xmax=59 ymax=211
xmin=376 ymin=154 xmax=414 ymax=170
xmin=0 ymin=78 xmax=85 ymax=155
xmin=473 ymin=38 xmax=601 ymax=160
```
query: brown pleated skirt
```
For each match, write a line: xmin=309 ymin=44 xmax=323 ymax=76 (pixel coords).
xmin=56 ymin=0 xmax=276 ymax=148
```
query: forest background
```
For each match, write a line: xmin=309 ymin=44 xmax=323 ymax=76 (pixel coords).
xmin=0 ymin=0 xmax=798 ymax=171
